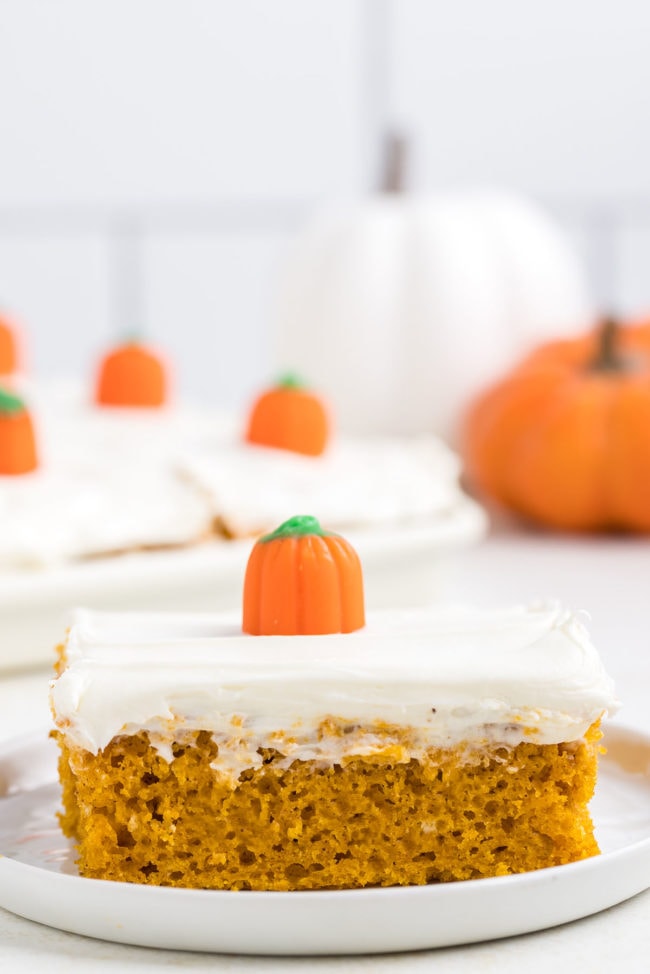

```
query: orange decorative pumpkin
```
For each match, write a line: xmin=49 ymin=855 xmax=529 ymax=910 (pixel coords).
xmin=243 ymin=515 xmax=365 ymax=635
xmin=95 ymin=339 xmax=168 ymax=407
xmin=0 ymin=314 xmax=19 ymax=375
xmin=463 ymin=318 xmax=650 ymax=531
xmin=245 ymin=375 xmax=329 ymax=456
xmin=0 ymin=388 xmax=38 ymax=475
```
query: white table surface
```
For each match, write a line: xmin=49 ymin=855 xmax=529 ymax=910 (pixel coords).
xmin=1 ymin=527 xmax=649 ymax=972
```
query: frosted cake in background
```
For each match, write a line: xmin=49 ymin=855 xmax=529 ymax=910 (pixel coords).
xmin=1 ymin=361 xmax=484 ymax=568
xmin=0 ymin=336 xmax=486 ymax=669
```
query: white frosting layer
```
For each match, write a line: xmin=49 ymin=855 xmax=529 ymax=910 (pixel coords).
xmin=0 ymin=465 xmax=211 ymax=568
xmin=51 ymin=604 xmax=618 ymax=772
xmin=0 ymin=381 xmax=474 ymax=567
xmin=0 ymin=382 xmax=220 ymax=567
xmin=180 ymin=435 xmax=462 ymax=537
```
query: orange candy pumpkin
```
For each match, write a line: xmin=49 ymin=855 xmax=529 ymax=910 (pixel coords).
xmin=246 ymin=375 xmax=329 ymax=456
xmin=0 ymin=388 xmax=38 ymax=475
xmin=243 ymin=515 xmax=365 ymax=636
xmin=0 ymin=314 xmax=19 ymax=375
xmin=463 ymin=318 xmax=650 ymax=532
xmin=95 ymin=340 xmax=168 ymax=408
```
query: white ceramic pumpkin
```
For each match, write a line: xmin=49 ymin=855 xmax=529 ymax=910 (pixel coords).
xmin=274 ymin=189 xmax=592 ymax=441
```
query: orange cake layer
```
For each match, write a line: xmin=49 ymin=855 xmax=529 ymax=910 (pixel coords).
xmin=56 ymin=722 xmax=601 ymax=891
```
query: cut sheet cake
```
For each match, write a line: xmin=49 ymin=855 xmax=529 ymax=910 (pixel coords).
xmin=50 ymin=516 xmax=617 ymax=890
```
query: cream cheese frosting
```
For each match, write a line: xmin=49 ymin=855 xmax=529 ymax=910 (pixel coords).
xmin=179 ymin=435 xmax=463 ymax=537
xmin=51 ymin=603 xmax=618 ymax=776
xmin=0 ymin=382 xmax=222 ymax=567
xmin=0 ymin=464 xmax=212 ymax=568
xmin=1 ymin=381 xmax=476 ymax=567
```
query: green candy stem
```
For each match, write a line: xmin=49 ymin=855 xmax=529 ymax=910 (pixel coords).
xmin=276 ymin=372 xmax=306 ymax=391
xmin=260 ymin=515 xmax=328 ymax=543
xmin=122 ymin=331 xmax=144 ymax=346
xmin=0 ymin=387 xmax=25 ymax=416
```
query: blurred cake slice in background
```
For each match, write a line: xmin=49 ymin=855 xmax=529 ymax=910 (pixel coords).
xmin=181 ymin=433 xmax=471 ymax=541
xmin=0 ymin=366 xmax=486 ymax=669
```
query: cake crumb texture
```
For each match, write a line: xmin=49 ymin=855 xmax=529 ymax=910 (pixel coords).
xmin=56 ymin=723 xmax=601 ymax=890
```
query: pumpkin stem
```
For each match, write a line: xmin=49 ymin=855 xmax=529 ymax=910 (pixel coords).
xmin=0 ymin=387 xmax=25 ymax=415
xmin=260 ymin=515 xmax=328 ymax=543
xmin=276 ymin=372 xmax=305 ymax=391
xmin=589 ymin=317 xmax=627 ymax=373
xmin=381 ymin=132 xmax=407 ymax=194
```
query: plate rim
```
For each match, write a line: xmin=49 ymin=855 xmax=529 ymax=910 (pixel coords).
xmin=1 ymin=721 xmax=649 ymax=899
xmin=0 ymin=722 xmax=648 ymax=954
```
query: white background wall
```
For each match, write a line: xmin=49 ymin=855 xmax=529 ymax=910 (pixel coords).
xmin=0 ymin=0 xmax=649 ymax=407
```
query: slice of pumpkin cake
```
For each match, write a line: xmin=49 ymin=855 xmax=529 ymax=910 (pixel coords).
xmin=50 ymin=516 xmax=617 ymax=890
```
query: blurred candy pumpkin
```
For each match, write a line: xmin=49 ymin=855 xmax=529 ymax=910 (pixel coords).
xmin=246 ymin=374 xmax=329 ymax=456
xmin=0 ymin=313 xmax=20 ymax=376
xmin=0 ymin=388 xmax=38 ymax=475
xmin=275 ymin=137 xmax=591 ymax=441
xmin=95 ymin=339 xmax=168 ymax=408
xmin=463 ymin=318 xmax=650 ymax=532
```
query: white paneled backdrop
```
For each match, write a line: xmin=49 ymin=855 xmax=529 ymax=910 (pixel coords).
xmin=1 ymin=0 xmax=649 ymax=406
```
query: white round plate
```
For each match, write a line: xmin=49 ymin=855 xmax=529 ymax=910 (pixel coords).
xmin=0 ymin=499 xmax=487 ymax=672
xmin=0 ymin=724 xmax=648 ymax=955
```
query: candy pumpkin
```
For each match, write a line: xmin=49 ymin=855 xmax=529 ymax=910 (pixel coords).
xmin=246 ymin=375 xmax=329 ymax=456
xmin=463 ymin=318 xmax=650 ymax=532
xmin=243 ymin=515 xmax=365 ymax=635
xmin=95 ymin=340 xmax=168 ymax=408
xmin=0 ymin=388 xmax=38 ymax=475
xmin=0 ymin=314 xmax=19 ymax=375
